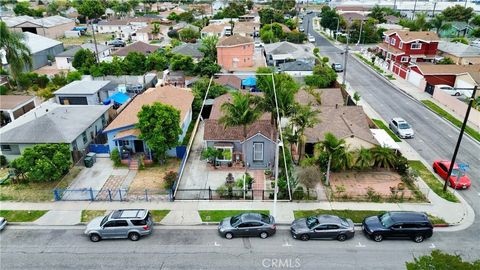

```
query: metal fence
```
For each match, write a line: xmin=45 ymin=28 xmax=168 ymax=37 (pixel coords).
xmin=54 ymin=188 xmax=172 ymax=202
xmin=174 ymin=188 xmax=318 ymax=201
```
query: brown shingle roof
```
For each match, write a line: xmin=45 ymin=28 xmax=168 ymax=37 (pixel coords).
xmin=214 ymin=75 xmax=243 ymax=90
xmin=217 ymin=34 xmax=254 ymax=47
xmin=414 ymin=63 xmax=480 ymax=75
xmin=0 ymin=95 xmax=35 ymax=110
xmin=104 ymin=85 xmax=194 ymax=132
xmin=201 ymin=23 xmax=229 ymax=33
xmin=384 ymin=30 xmax=439 ymax=43
xmin=233 ymin=21 xmax=260 ymax=34
xmin=113 ymin=41 xmax=160 ymax=56
xmin=295 ymin=88 xmax=344 ymax=107
xmin=377 ymin=42 xmax=405 ymax=56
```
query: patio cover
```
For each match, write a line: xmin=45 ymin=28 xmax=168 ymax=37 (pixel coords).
xmin=103 ymin=92 xmax=130 ymax=105
xmin=242 ymin=77 xmax=256 ymax=87
xmin=370 ymin=129 xmax=400 ymax=150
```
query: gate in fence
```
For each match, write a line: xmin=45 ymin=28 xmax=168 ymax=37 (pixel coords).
xmin=54 ymin=188 xmax=173 ymax=202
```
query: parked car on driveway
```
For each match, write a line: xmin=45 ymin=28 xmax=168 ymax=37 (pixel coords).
xmin=388 ymin=117 xmax=414 ymax=138
xmin=0 ymin=217 xmax=7 ymax=231
xmin=331 ymin=63 xmax=343 ymax=72
xmin=218 ymin=212 xmax=276 ymax=239
xmin=432 ymin=160 xmax=471 ymax=189
xmin=108 ymin=39 xmax=126 ymax=47
xmin=85 ymin=209 xmax=153 ymax=242
xmin=362 ymin=212 xmax=433 ymax=243
xmin=436 ymin=84 xmax=473 ymax=97
xmin=290 ymin=215 xmax=355 ymax=241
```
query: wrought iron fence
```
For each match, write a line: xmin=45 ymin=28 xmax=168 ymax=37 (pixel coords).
xmin=174 ymin=188 xmax=319 ymax=201
xmin=54 ymin=188 xmax=172 ymax=202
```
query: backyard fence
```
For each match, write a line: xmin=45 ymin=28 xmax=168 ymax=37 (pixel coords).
xmin=54 ymin=188 xmax=173 ymax=202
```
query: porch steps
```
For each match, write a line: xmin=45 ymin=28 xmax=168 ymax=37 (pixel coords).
xmin=129 ymin=159 xmax=139 ymax=170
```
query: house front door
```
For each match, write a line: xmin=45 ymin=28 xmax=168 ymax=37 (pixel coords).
xmin=134 ymin=140 xmax=144 ymax=153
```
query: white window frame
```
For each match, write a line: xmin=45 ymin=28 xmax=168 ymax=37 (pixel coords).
xmin=399 ymin=41 xmax=403 ymax=49
xmin=215 ymin=146 xmax=233 ymax=162
xmin=411 ymin=43 xmax=422 ymax=50
xmin=253 ymin=142 xmax=264 ymax=162
xmin=385 ymin=36 xmax=390 ymax=43
xmin=401 ymin=56 xmax=409 ymax=62
xmin=390 ymin=38 xmax=395 ymax=46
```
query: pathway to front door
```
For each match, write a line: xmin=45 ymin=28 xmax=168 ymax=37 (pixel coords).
xmin=251 ymin=170 xmax=265 ymax=200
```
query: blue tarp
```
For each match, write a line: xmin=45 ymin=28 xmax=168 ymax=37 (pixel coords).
xmin=242 ymin=77 xmax=256 ymax=87
xmin=103 ymin=92 xmax=130 ymax=105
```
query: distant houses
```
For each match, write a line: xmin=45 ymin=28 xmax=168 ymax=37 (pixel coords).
xmin=3 ymin=15 xmax=75 ymax=39
xmin=216 ymin=34 xmax=255 ymax=71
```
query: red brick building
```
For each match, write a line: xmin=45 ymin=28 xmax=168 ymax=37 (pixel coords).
xmin=376 ymin=30 xmax=439 ymax=79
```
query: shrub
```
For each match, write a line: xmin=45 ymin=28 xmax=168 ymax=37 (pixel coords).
xmin=163 ymin=171 xmax=178 ymax=189
xmin=0 ymin=155 xmax=7 ymax=166
xmin=37 ymin=88 xmax=54 ymax=99
xmin=0 ymin=85 xmax=8 ymax=95
xmin=110 ymin=148 xmax=121 ymax=166
xmin=394 ymin=155 xmax=409 ymax=175
xmin=293 ymin=186 xmax=305 ymax=200
xmin=366 ymin=187 xmax=381 ymax=202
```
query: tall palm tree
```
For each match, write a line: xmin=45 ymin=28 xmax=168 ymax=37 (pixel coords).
xmin=371 ymin=146 xmax=396 ymax=169
xmin=0 ymin=21 xmax=32 ymax=82
xmin=414 ymin=12 xmax=429 ymax=31
xmin=315 ymin=132 xmax=346 ymax=186
xmin=430 ymin=14 xmax=452 ymax=35
xmin=333 ymin=147 xmax=354 ymax=171
xmin=219 ymin=92 xmax=261 ymax=139
xmin=290 ymin=103 xmax=320 ymax=162
xmin=151 ymin=22 xmax=160 ymax=36
xmin=355 ymin=147 xmax=373 ymax=170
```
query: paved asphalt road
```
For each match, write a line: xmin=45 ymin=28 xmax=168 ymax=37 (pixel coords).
xmin=303 ymin=14 xmax=480 ymax=230
xmin=1 ymin=226 xmax=479 ymax=270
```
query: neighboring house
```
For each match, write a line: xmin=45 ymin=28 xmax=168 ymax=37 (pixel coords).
xmin=95 ymin=19 xmax=132 ymax=34
xmin=55 ymin=43 xmax=111 ymax=70
xmin=164 ymin=71 xmax=186 ymax=87
xmin=407 ymin=63 xmax=480 ymax=91
xmin=455 ymin=72 xmax=480 ymax=97
xmin=113 ymin=41 xmax=161 ymax=57
xmin=201 ymin=23 xmax=232 ymax=38
xmin=264 ymin=41 xmax=316 ymax=67
xmin=439 ymin=21 xmax=475 ymax=38
xmin=132 ymin=24 xmax=164 ymax=42
xmin=213 ymin=74 xmax=243 ymax=90
xmin=216 ymin=34 xmax=254 ymax=71
xmin=54 ymin=80 xmax=115 ymax=105
xmin=376 ymin=30 xmax=440 ymax=79
xmin=0 ymin=105 xmax=110 ymax=162
xmin=63 ymin=7 xmax=79 ymax=19
xmin=172 ymin=22 xmax=200 ymax=33
xmin=278 ymin=60 xmax=314 ymax=77
xmin=0 ymin=95 xmax=37 ymax=127
xmin=171 ymin=42 xmax=204 ymax=62
xmin=233 ymin=21 xmax=260 ymax=37
xmin=204 ymin=93 xmax=276 ymax=169
xmin=295 ymin=88 xmax=378 ymax=156
xmin=437 ymin=41 xmax=480 ymax=65
xmin=340 ymin=12 xmax=367 ymax=24
xmin=3 ymin=15 xmax=75 ymax=39
xmin=103 ymin=85 xmax=194 ymax=159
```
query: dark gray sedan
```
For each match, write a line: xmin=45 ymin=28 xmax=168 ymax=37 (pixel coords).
xmin=218 ymin=213 xmax=276 ymax=239
xmin=290 ymin=215 xmax=355 ymax=241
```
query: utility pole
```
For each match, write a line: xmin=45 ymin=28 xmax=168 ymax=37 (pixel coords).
xmin=89 ymin=17 xmax=100 ymax=64
xmin=465 ymin=0 xmax=468 ymax=8
xmin=356 ymin=19 xmax=364 ymax=46
xmin=334 ymin=17 xmax=340 ymax=41
xmin=412 ymin=0 xmax=418 ymax=20
xmin=272 ymin=137 xmax=280 ymax=220
xmin=432 ymin=1 xmax=437 ymax=17
xmin=342 ymin=30 xmax=350 ymax=86
xmin=443 ymin=86 xmax=477 ymax=191
xmin=393 ymin=0 xmax=397 ymax=11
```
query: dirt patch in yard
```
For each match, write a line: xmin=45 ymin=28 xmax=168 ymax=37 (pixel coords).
xmin=129 ymin=159 xmax=181 ymax=190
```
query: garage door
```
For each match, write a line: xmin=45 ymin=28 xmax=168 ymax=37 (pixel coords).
xmin=407 ymin=70 xmax=423 ymax=87
xmin=59 ymin=96 xmax=88 ymax=105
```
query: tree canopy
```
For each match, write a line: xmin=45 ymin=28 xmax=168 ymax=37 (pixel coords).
xmin=78 ymin=0 xmax=105 ymax=19
xmin=441 ymin=5 xmax=474 ymax=22
xmin=405 ymin=250 xmax=480 ymax=270
xmin=0 ymin=21 xmax=32 ymax=81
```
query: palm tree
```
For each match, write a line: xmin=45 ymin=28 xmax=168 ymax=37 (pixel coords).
xmin=429 ymin=14 xmax=452 ymax=35
xmin=315 ymin=132 xmax=347 ymax=186
xmin=371 ymin=146 xmax=396 ymax=169
xmin=219 ymin=92 xmax=261 ymax=139
xmin=290 ymin=103 xmax=320 ymax=162
xmin=355 ymin=147 xmax=373 ymax=170
xmin=0 ymin=21 xmax=32 ymax=82
xmin=199 ymin=35 xmax=219 ymax=61
xmin=151 ymin=22 xmax=160 ymax=36
xmin=414 ymin=12 xmax=429 ymax=31
xmin=333 ymin=147 xmax=354 ymax=171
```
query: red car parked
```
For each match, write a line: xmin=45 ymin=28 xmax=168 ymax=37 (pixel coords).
xmin=432 ymin=160 xmax=471 ymax=189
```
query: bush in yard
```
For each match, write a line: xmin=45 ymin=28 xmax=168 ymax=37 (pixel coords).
xmin=163 ymin=171 xmax=178 ymax=189
xmin=110 ymin=148 xmax=121 ymax=166
xmin=0 ymin=85 xmax=8 ymax=95
xmin=405 ymin=250 xmax=480 ymax=270
xmin=394 ymin=155 xmax=409 ymax=175
xmin=366 ymin=187 xmax=381 ymax=202
xmin=304 ymin=64 xmax=338 ymax=88
xmin=66 ymin=71 xmax=83 ymax=83
xmin=293 ymin=186 xmax=305 ymax=200
xmin=0 ymin=155 xmax=7 ymax=166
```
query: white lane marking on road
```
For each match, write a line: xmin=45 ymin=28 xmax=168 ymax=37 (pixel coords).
xmin=214 ymin=242 xmax=221 ymax=247
xmin=282 ymin=240 xmax=292 ymax=247
xmin=356 ymin=242 xmax=366 ymax=248
xmin=430 ymin=243 xmax=436 ymax=249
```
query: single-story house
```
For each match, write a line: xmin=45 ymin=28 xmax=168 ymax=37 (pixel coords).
xmin=204 ymin=92 xmax=276 ymax=169
xmin=264 ymin=41 xmax=316 ymax=67
xmin=407 ymin=63 xmax=480 ymax=90
xmin=437 ymin=41 xmax=480 ymax=65
xmin=233 ymin=21 xmax=260 ymax=37
xmin=54 ymin=80 xmax=115 ymax=105
xmin=4 ymin=15 xmax=75 ymax=39
xmin=201 ymin=23 xmax=232 ymax=38
xmin=171 ymin=42 xmax=204 ymax=62
xmin=103 ymin=85 xmax=194 ymax=159
xmin=0 ymin=95 xmax=37 ymax=127
xmin=55 ymin=43 xmax=111 ymax=70
xmin=95 ymin=19 xmax=133 ymax=34
xmin=0 ymin=105 xmax=111 ymax=162
xmin=132 ymin=24 xmax=164 ymax=42
xmin=214 ymin=74 xmax=243 ymax=90
xmin=278 ymin=60 xmax=314 ymax=77
xmin=295 ymin=88 xmax=378 ymax=156
xmin=113 ymin=41 xmax=161 ymax=57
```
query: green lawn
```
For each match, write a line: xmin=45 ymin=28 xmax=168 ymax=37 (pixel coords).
xmin=293 ymin=209 xmax=446 ymax=224
xmin=150 ymin=210 xmax=170 ymax=222
xmin=354 ymin=53 xmax=385 ymax=74
xmin=58 ymin=33 xmax=113 ymax=46
xmin=81 ymin=210 xmax=106 ymax=223
xmin=421 ymin=100 xmax=480 ymax=142
xmin=198 ymin=210 xmax=270 ymax=222
xmin=408 ymin=161 xmax=459 ymax=203
xmin=372 ymin=119 xmax=402 ymax=142
xmin=0 ymin=210 xmax=47 ymax=222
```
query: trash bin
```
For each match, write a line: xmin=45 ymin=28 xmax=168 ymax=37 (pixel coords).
xmin=86 ymin=152 xmax=97 ymax=164
xmin=84 ymin=156 xmax=93 ymax=168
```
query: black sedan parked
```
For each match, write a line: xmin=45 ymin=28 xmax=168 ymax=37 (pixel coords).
xmin=218 ymin=213 xmax=276 ymax=239
xmin=362 ymin=212 xmax=433 ymax=243
xmin=290 ymin=215 xmax=355 ymax=241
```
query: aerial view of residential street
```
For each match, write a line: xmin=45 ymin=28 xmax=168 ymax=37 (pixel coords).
xmin=1 ymin=0 xmax=480 ymax=269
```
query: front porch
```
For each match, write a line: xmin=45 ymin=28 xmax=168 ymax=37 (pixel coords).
xmin=113 ymin=128 xmax=153 ymax=161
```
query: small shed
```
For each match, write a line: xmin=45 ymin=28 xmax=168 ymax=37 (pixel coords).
xmin=54 ymin=80 xmax=115 ymax=105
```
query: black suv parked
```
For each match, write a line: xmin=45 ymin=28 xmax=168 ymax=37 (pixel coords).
xmin=362 ymin=212 xmax=433 ymax=243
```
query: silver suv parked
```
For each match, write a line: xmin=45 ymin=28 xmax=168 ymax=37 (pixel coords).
xmin=85 ymin=209 xmax=153 ymax=242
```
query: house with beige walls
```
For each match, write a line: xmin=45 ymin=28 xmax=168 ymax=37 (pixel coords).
xmin=216 ymin=34 xmax=254 ymax=71
xmin=437 ymin=41 xmax=480 ymax=65
xmin=4 ymin=15 xmax=75 ymax=39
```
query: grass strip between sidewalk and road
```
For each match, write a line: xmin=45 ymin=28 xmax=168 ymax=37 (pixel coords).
xmin=0 ymin=210 xmax=47 ymax=222
xmin=80 ymin=210 xmax=170 ymax=223
xmin=408 ymin=161 xmax=459 ymax=203
xmin=421 ymin=100 xmax=480 ymax=142
xmin=354 ymin=53 xmax=385 ymax=74
xmin=199 ymin=210 xmax=269 ymax=222
xmin=372 ymin=119 xmax=402 ymax=142
xmin=293 ymin=209 xmax=446 ymax=225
